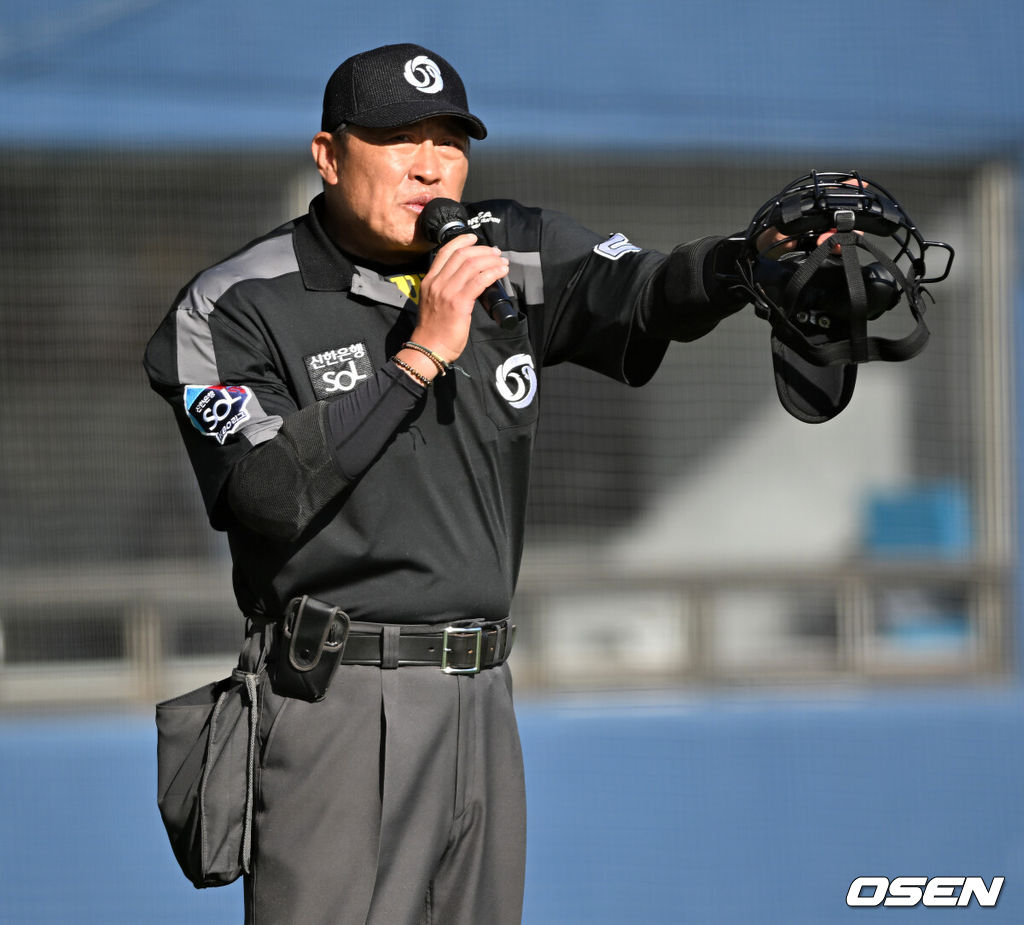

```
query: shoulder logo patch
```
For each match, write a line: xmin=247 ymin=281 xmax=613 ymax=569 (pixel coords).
xmin=468 ymin=211 xmax=501 ymax=229
xmin=183 ymin=385 xmax=252 ymax=444
xmin=305 ymin=342 xmax=374 ymax=399
xmin=594 ymin=233 xmax=642 ymax=261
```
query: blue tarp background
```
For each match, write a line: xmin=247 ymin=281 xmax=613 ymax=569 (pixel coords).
xmin=2 ymin=1 xmax=1022 ymax=154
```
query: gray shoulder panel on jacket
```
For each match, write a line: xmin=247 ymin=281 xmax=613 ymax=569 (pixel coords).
xmin=175 ymin=233 xmax=298 ymax=444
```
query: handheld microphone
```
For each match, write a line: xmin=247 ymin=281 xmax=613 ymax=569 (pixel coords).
xmin=419 ymin=198 xmax=520 ymax=330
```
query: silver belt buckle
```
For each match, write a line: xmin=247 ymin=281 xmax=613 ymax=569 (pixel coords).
xmin=441 ymin=626 xmax=483 ymax=674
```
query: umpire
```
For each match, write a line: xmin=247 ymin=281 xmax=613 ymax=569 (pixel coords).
xmin=145 ymin=42 xmax=753 ymax=924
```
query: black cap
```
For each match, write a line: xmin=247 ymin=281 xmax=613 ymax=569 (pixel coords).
xmin=321 ymin=43 xmax=487 ymax=139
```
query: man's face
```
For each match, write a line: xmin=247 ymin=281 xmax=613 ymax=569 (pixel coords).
xmin=314 ymin=117 xmax=470 ymax=264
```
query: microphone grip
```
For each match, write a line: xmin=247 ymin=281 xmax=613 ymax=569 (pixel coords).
xmin=482 ymin=278 xmax=520 ymax=330
xmin=430 ymin=215 xmax=520 ymax=329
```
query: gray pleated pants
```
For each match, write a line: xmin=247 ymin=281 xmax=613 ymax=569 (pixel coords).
xmin=244 ymin=661 xmax=526 ymax=925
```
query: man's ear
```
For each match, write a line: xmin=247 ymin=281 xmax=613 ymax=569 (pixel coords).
xmin=311 ymin=131 xmax=340 ymax=185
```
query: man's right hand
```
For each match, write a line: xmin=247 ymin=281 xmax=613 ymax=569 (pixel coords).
xmin=397 ymin=233 xmax=509 ymax=381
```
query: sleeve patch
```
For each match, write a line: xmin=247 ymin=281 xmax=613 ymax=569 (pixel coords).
xmin=593 ymin=233 xmax=642 ymax=261
xmin=183 ymin=385 xmax=253 ymax=444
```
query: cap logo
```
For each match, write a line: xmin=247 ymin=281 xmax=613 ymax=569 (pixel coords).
xmin=403 ymin=55 xmax=444 ymax=94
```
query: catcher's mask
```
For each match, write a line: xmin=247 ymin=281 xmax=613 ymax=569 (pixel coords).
xmin=727 ymin=171 xmax=954 ymax=423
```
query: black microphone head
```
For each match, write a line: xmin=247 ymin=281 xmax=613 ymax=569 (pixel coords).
xmin=419 ymin=198 xmax=470 ymax=246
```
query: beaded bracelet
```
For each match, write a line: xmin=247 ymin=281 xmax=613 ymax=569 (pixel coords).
xmin=402 ymin=341 xmax=449 ymax=376
xmin=392 ymin=356 xmax=430 ymax=388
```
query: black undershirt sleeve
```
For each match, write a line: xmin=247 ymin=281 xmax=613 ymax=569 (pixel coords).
xmin=325 ymin=362 xmax=424 ymax=479
xmin=225 ymin=362 xmax=424 ymax=542
xmin=635 ymin=235 xmax=749 ymax=342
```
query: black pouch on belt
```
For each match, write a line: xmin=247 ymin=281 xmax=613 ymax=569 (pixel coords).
xmin=271 ymin=595 xmax=350 ymax=702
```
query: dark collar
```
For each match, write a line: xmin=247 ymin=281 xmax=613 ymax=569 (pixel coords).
xmin=293 ymin=194 xmax=431 ymax=293
xmin=293 ymin=194 xmax=355 ymax=291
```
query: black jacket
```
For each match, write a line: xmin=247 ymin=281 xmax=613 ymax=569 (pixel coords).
xmin=144 ymin=195 xmax=737 ymax=623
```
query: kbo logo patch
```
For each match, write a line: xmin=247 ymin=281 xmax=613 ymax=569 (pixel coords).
xmin=184 ymin=384 xmax=252 ymax=444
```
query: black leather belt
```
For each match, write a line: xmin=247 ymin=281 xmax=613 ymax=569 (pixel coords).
xmin=341 ymin=619 xmax=515 ymax=674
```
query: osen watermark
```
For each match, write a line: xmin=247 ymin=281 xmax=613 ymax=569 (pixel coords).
xmin=847 ymin=876 xmax=1004 ymax=908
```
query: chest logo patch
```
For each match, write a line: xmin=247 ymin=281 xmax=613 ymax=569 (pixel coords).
xmin=495 ymin=353 xmax=537 ymax=410
xmin=305 ymin=343 xmax=374 ymax=399
xmin=183 ymin=385 xmax=252 ymax=444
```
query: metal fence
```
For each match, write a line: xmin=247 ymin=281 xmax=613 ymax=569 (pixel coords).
xmin=0 ymin=148 xmax=1012 ymax=707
